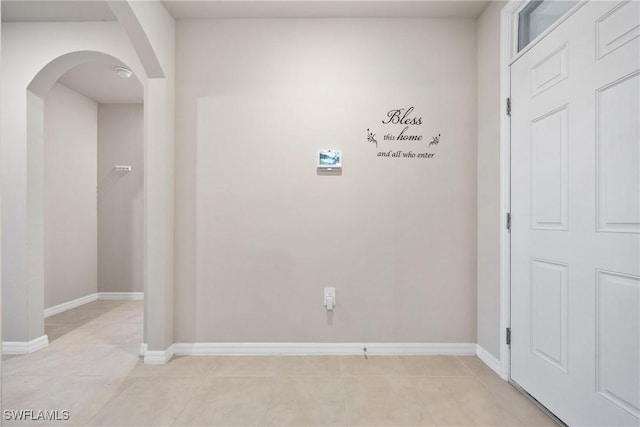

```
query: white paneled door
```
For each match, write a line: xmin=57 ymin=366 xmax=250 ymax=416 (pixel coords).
xmin=511 ymin=1 xmax=640 ymax=426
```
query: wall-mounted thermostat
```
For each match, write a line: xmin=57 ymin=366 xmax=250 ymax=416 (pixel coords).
xmin=317 ymin=150 xmax=342 ymax=170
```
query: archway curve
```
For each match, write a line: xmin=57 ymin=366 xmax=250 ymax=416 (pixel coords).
xmin=22 ymin=49 xmax=147 ymax=350
xmin=28 ymin=50 xmax=145 ymax=98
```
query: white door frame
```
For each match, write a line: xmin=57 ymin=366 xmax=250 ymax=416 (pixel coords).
xmin=498 ymin=0 xmax=587 ymax=381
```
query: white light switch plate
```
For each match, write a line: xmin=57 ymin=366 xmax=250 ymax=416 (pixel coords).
xmin=324 ymin=287 xmax=336 ymax=310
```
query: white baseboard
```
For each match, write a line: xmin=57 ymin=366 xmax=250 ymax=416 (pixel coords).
xmin=3 ymin=335 xmax=49 ymax=355
xmin=143 ymin=345 xmax=175 ymax=364
xmin=476 ymin=344 xmax=502 ymax=376
xmin=139 ymin=342 xmax=475 ymax=364
xmin=44 ymin=293 xmax=98 ymax=318
xmin=97 ymin=292 xmax=144 ymax=300
xmin=171 ymin=342 xmax=477 ymax=357
xmin=43 ymin=292 xmax=144 ymax=318
xmin=139 ymin=343 xmax=148 ymax=357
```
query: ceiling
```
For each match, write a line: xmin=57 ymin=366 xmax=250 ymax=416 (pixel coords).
xmin=3 ymin=0 xmax=488 ymax=102
xmin=162 ymin=1 xmax=491 ymax=20
xmin=1 ymin=1 xmax=116 ymax=22
xmin=2 ymin=0 xmax=491 ymax=22
xmin=58 ymin=62 xmax=144 ymax=104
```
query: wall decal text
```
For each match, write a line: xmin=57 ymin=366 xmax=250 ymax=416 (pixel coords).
xmin=366 ymin=106 xmax=442 ymax=160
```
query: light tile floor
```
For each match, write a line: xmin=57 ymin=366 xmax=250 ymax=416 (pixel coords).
xmin=1 ymin=301 xmax=558 ymax=426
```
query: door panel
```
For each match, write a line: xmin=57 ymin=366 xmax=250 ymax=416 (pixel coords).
xmin=595 ymin=0 xmax=640 ymax=59
xmin=596 ymin=71 xmax=640 ymax=233
xmin=596 ymin=270 xmax=640 ymax=419
xmin=530 ymin=258 xmax=568 ymax=372
xmin=511 ymin=1 xmax=640 ymax=426
xmin=531 ymin=106 xmax=568 ymax=230
xmin=531 ymin=44 xmax=569 ymax=97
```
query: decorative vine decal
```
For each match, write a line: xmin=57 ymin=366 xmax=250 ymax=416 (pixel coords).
xmin=366 ymin=128 xmax=378 ymax=147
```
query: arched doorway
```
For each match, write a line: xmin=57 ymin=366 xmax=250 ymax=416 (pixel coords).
xmin=5 ymin=51 xmax=147 ymax=353
xmin=1 ymin=4 xmax=176 ymax=362
xmin=40 ymin=58 xmax=145 ymax=349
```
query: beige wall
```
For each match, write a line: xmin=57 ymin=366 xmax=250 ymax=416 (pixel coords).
xmin=97 ymin=104 xmax=144 ymax=294
xmin=175 ymin=18 xmax=478 ymax=343
xmin=44 ymin=93 xmax=145 ymax=307
xmin=476 ymin=1 xmax=505 ymax=359
xmin=44 ymin=83 xmax=97 ymax=309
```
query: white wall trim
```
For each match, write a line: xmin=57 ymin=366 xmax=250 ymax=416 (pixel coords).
xmin=499 ymin=0 xmax=518 ymax=382
xmin=143 ymin=345 xmax=175 ymax=364
xmin=139 ymin=343 xmax=148 ymax=356
xmin=476 ymin=344 xmax=502 ymax=376
xmin=170 ymin=342 xmax=477 ymax=357
xmin=43 ymin=292 xmax=144 ymax=318
xmin=44 ymin=293 xmax=98 ymax=318
xmin=2 ymin=335 xmax=49 ymax=355
xmin=97 ymin=292 xmax=144 ymax=300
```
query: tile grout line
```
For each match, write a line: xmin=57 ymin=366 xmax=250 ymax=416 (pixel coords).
xmin=457 ymin=356 xmax=543 ymax=427
xmin=169 ymin=374 xmax=226 ymax=427
xmin=338 ymin=356 xmax=352 ymax=427
xmin=405 ymin=369 xmax=439 ymax=427
xmin=257 ymin=365 xmax=277 ymax=427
